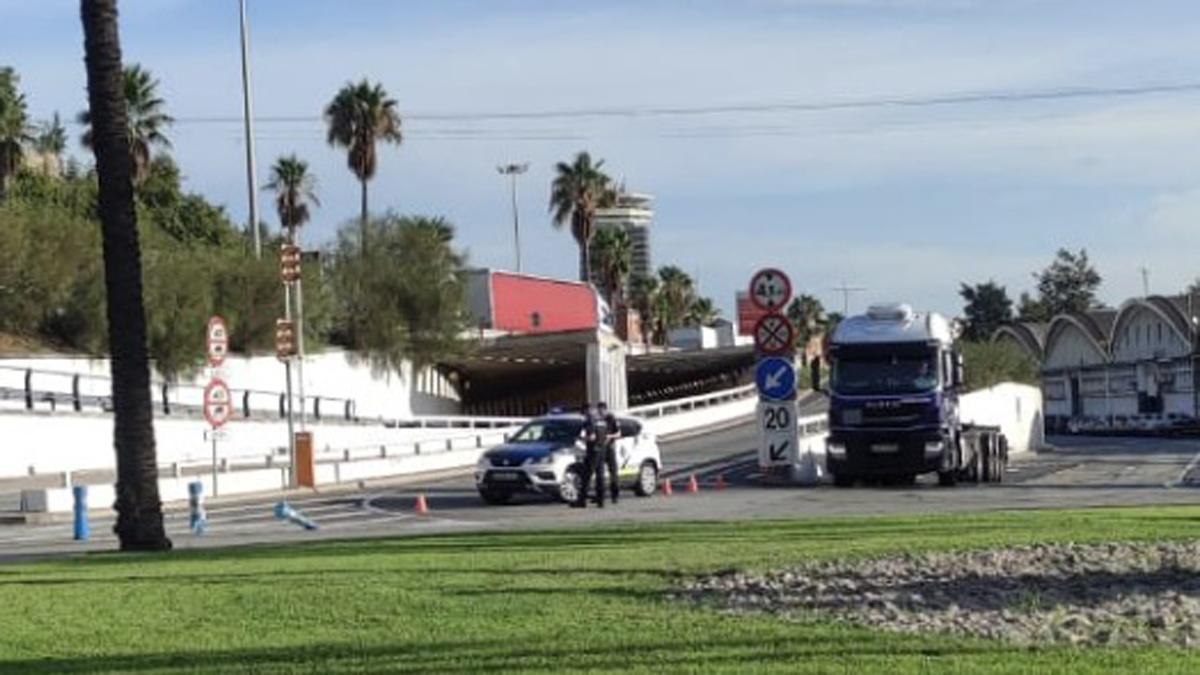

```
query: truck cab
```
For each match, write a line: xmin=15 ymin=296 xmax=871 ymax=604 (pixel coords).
xmin=825 ymin=303 xmax=966 ymax=486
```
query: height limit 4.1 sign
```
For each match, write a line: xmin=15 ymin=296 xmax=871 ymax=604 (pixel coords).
xmin=757 ymin=400 xmax=799 ymax=468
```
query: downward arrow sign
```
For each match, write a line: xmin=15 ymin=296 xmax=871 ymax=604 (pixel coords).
xmin=765 ymin=366 xmax=788 ymax=391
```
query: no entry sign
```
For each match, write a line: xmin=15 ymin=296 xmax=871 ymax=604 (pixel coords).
xmin=749 ymin=268 xmax=792 ymax=312
xmin=203 ymin=378 xmax=232 ymax=429
xmin=753 ymin=313 xmax=795 ymax=355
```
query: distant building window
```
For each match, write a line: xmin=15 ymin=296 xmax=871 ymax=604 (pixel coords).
xmin=1157 ymin=323 xmax=1163 ymax=343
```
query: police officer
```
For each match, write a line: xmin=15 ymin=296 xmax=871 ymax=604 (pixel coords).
xmin=572 ymin=403 xmax=608 ymax=508
xmin=597 ymin=401 xmax=621 ymax=504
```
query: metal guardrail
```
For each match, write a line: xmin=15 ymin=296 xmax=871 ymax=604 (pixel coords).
xmin=0 ymin=364 xmax=357 ymax=423
xmin=627 ymin=384 xmax=757 ymax=419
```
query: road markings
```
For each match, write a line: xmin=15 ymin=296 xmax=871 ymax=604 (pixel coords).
xmin=1168 ymin=450 xmax=1200 ymax=489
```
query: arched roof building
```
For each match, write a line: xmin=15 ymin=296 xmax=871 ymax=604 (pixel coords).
xmin=992 ymin=295 xmax=1200 ymax=429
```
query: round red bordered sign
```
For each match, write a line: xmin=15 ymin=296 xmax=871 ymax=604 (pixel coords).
xmin=203 ymin=378 xmax=232 ymax=429
xmin=753 ymin=313 xmax=796 ymax=355
xmin=206 ymin=315 xmax=229 ymax=368
xmin=748 ymin=268 xmax=793 ymax=312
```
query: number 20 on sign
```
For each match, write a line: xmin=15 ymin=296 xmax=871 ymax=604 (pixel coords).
xmin=757 ymin=400 xmax=798 ymax=468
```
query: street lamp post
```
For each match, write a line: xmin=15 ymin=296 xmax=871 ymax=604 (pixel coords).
xmin=239 ymin=0 xmax=262 ymax=259
xmin=497 ymin=162 xmax=529 ymax=273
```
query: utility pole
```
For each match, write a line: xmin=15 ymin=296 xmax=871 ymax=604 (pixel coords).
xmin=831 ymin=281 xmax=867 ymax=315
xmin=497 ymin=162 xmax=529 ymax=272
xmin=239 ymin=0 xmax=262 ymax=259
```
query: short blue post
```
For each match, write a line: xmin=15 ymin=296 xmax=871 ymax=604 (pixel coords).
xmin=188 ymin=481 xmax=207 ymax=534
xmin=72 ymin=485 xmax=89 ymax=541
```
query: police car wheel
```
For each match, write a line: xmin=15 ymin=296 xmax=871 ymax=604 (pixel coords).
xmin=558 ymin=466 xmax=583 ymax=504
xmin=634 ymin=461 xmax=658 ymax=497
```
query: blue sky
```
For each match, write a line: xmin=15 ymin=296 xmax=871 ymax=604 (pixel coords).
xmin=5 ymin=0 xmax=1200 ymax=320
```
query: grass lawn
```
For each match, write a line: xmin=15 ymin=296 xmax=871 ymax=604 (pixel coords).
xmin=2 ymin=506 xmax=1200 ymax=673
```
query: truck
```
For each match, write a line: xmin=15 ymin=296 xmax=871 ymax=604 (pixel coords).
xmin=825 ymin=303 xmax=1007 ymax=487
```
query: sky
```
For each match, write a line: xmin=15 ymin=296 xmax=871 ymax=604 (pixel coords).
xmin=5 ymin=0 xmax=1200 ymax=321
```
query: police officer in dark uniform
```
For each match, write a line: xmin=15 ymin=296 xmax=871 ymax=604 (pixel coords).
xmin=572 ymin=403 xmax=609 ymax=508
xmin=597 ymin=401 xmax=621 ymax=504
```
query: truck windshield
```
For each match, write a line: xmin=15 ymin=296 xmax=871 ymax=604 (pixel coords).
xmin=509 ymin=419 xmax=584 ymax=444
xmin=832 ymin=355 xmax=938 ymax=395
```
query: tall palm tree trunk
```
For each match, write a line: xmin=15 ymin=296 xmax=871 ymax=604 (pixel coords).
xmin=81 ymin=0 xmax=171 ymax=552
xmin=360 ymin=177 xmax=368 ymax=255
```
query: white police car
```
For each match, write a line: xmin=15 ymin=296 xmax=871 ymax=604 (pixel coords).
xmin=475 ymin=413 xmax=661 ymax=505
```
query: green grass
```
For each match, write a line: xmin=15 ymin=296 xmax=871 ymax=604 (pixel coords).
xmin=3 ymin=506 xmax=1200 ymax=673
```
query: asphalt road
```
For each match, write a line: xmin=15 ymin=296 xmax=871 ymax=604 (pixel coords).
xmin=2 ymin=413 xmax=1199 ymax=561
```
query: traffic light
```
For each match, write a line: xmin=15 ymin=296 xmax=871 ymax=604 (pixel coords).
xmin=279 ymin=244 xmax=302 ymax=283
xmin=275 ymin=319 xmax=297 ymax=360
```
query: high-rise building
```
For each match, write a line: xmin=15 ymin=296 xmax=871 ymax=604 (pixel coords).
xmin=591 ymin=192 xmax=654 ymax=291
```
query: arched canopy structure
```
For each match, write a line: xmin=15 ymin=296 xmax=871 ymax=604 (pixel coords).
xmin=1043 ymin=310 xmax=1112 ymax=370
xmin=991 ymin=322 xmax=1045 ymax=361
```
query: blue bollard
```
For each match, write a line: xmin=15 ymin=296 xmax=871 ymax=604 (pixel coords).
xmin=72 ymin=485 xmax=89 ymax=541
xmin=188 ymin=481 xmax=208 ymax=534
xmin=274 ymin=501 xmax=318 ymax=531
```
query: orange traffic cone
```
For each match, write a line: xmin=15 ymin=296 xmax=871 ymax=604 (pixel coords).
xmin=414 ymin=493 xmax=429 ymax=515
xmin=662 ymin=479 xmax=673 ymax=496
xmin=715 ymin=474 xmax=727 ymax=491
xmin=687 ymin=474 xmax=700 ymax=494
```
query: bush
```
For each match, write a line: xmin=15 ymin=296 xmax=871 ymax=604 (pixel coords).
xmin=960 ymin=339 xmax=1039 ymax=392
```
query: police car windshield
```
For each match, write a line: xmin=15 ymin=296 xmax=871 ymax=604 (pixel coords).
xmin=832 ymin=356 xmax=937 ymax=395
xmin=509 ymin=419 xmax=584 ymax=444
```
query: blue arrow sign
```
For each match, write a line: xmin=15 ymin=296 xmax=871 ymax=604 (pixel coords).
xmin=755 ymin=357 xmax=796 ymax=401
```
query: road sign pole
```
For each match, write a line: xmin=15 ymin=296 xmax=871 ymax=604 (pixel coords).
xmin=283 ymin=279 xmax=297 ymax=488
xmin=211 ymin=432 xmax=219 ymax=498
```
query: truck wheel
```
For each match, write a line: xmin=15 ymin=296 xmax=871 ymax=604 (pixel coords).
xmin=981 ymin=441 xmax=995 ymax=482
xmin=833 ymin=473 xmax=854 ymax=488
xmin=634 ymin=461 xmax=658 ymax=497
xmin=970 ymin=447 xmax=984 ymax=484
xmin=937 ymin=470 xmax=958 ymax=487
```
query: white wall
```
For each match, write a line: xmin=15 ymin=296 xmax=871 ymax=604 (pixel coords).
xmin=0 ymin=409 xmax=518 ymax=478
xmin=0 ymin=350 xmax=461 ymax=420
xmin=960 ymin=383 xmax=1045 ymax=454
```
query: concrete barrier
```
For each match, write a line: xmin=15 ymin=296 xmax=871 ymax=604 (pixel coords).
xmin=960 ymin=383 xmax=1045 ymax=455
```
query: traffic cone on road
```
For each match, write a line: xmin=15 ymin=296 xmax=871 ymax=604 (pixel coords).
xmin=687 ymin=474 xmax=700 ymax=494
xmin=715 ymin=474 xmax=727 ymax=491
xmin=662 ymin=479 xmax=673 ymax=496
xmin=414 ymin=493 xmax=430 ymax=515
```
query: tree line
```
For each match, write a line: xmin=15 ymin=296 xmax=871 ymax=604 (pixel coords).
xmin=0 ymin=64 xmax=464 ymax=379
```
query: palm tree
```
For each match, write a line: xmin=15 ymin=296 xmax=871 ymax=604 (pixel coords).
xmin=628 ymin=273 xmax=659 ymax=345
xmin=657 ymin=265 xmax=697 ymax=333
xmin=590 ymin=226 xmax=632 ymax=307
xmin=786 ymin=293 xmax=826 ymax=346
xmin=34 ymin=112 xmax=68 ymax=177
xmin=324 ymin=79 xmax=403 ymax=252
xmin=0 ymin=67 xmax=32 ymax=199
xmin=77 ymin=63 xmax=173 ymax=184
xmin=687 ymin=296 xmax=721 ymax=327
xmin=264 ymin=154 xmax=319 ymax=233
xmin=549 ymin=151 xmax=615 ymax=282
xmin=81 ymin=0 xmax=172 ymax=551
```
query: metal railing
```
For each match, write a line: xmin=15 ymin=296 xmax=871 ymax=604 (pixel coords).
xmin=0 ymin=364 xmax=360 ymax=423
xmin=627 ymin=384 xmax=757 ymax=419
